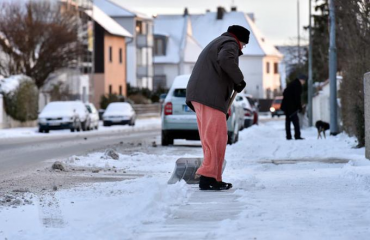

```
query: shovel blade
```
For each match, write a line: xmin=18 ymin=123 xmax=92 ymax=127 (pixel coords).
xmin=167 ymin=158 xmax=227 ymax=184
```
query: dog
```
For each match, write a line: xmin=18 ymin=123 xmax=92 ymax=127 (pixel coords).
xmin=315 ymin=120 xmax=330 ymax=139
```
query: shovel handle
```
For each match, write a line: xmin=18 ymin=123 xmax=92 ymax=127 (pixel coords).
xmin=227 ymin=91 xmax=238 ymax=111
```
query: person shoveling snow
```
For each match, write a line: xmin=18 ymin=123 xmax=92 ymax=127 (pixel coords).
xmin=185 ymin=25 xmax=250 ymax=190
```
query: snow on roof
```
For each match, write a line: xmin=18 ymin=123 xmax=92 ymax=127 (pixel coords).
xmin=86 ymin=6 xmax=132 ymax=38
xmin=154 ymin=15 xmax=202 ymax=64
xmin=94 ymin=0 xmax=152 ymax=20
xmin=154 ymin=11 xmax=283 ymax=64
xmin=0 ymin=75 xmax=32 ymax=94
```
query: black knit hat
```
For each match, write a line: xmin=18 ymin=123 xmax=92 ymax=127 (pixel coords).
xmin=298 ymin=74 xmax=308 ymax=81
xmin=227 ymin=25 xmax=250 ymax=43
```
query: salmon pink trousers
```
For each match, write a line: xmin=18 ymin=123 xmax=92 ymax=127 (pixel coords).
xmin=192 ymin=101 xmax=228 ymax=182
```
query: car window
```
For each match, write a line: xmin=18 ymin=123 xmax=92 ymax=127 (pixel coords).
xmin=173 ymin=89 xmax=186 ymax=98
xmin=106 ymin=103 xmax=131 ymax=112
xmin=274 ymin=99 xmax=282 ymax=104
xmin=86 ymin=105 xmax=92 ymax=113
xmin=246 ymin=97 xmax=255 ymax=106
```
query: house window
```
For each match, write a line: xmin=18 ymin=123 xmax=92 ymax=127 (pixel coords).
xmin=274 ymin=63 xmax=278 ymax=74
xmin=119 ymin=48 xmax=122 ymax=64
xmin=136 ymin=21 xmax=144 ymax=34
xmin=109 ymin=85 xmax=112 ymax=94
xmin=266 ymin=62 xmax=270 ymax=74
xmin=109 ymin=46 xmax=112 ymax=62
xmin=154 ymin=35 xmax=167 ymax=56
xmin=154 ymin=37 xmax=165 ymax=56
xmin=119 ymin=85 xmax=122 ymax=95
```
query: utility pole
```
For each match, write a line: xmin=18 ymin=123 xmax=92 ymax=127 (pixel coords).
xmin=329 ymin=0 xmax=339 ymax=134
xmin=297 ymin=0 xmax=301 ymax=66
xmin=308 ymin=0 xmax=313 ymax=126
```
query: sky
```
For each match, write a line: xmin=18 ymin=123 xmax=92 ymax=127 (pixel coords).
xmin=113 ymin=0 xmax=311 ymax=46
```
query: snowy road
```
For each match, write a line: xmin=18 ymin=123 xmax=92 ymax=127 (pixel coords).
xmin=0 ymin=118 xmax=160 ymax=177
xmin=1 ymin=118 xmax=370 ymax=239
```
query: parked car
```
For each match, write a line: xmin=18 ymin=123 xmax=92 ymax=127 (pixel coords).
xmin=73 ymin=101 xmax=91 ymax=131
xmin=161 ymin=74 xmax=243 ymax=146
xmin=235 ymin=93 xmax=254 ymax=128
xmin=102 ymin=102 xmax=136 ymax=126
xmin=270 ymin=96 xmax=284 ymax=117
xmin=245 ymin=94 xmax=259 ymax=125
xmin=38 ymin=101 xmax=83 ymax=133
xmin=85 ymin=103 xmax=99 ymax=130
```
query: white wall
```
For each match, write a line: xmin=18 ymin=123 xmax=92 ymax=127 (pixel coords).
xmin=262 ymin=56 xmax=282 ymax=98
xmin=239 ymin=56 xmax=263 ymax=98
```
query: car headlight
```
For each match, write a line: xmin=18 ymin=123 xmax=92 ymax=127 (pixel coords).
xmin=270 ymin=107 xmax=276 ymax=112
xmin=63 ymin=117 xmax=73 ymax=122
xmin=39 ymin=118 xmax=46 ymax=123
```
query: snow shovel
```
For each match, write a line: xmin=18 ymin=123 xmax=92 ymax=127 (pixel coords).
xmin=167 ymin=91 xmax=238 ymax=185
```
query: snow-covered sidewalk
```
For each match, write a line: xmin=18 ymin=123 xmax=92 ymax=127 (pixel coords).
xmin=1 ymin=119 xmax=370 ymax=239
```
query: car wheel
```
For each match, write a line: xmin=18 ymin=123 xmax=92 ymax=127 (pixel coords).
xmin=38 ymin=128 xmax=44 ymax=133
xmin=161 ymin=131 xmax=173 ymax=146
xmin=227 ymin=132 xmax=234 ymax=145
xmin=95 ymin=125 xmax=99 ymax=130
xmin=71 ymin=128 xmax=75 ymax=132
xmin=81 ymin=121 xmax=87 ymax=131
xmin=45 ymin=129 xmax=50 ymax=133
xmin=103 ymin=121 xmax=110 ymax=127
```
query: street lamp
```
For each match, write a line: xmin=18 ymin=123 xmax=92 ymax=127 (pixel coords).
xmin=308 ymin=0 xmax=313 ymax=127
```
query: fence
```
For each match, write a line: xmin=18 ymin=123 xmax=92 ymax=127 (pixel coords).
xmin=132 ymin=104 xmax=161 ymax=118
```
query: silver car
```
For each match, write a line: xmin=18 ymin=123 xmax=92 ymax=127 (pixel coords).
xmin=161 ymin=75 xmax=243 ymax=146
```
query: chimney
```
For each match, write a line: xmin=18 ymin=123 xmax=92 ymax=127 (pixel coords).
xmin=217 ymin=7 xmax=225 ymax=20
xmin=247 ymin=13 xmax=255 ymax=22
xmin=183 ymin=7 xmax=189 ymax=17
xmin=231 ymin=6 xmax=237 ymax=12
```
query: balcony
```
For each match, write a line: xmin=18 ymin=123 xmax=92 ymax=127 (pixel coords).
xmin=137 ymin=34 xmax=153 ymax=48
xmin=137 ymin=65 xmax=153 ymax=78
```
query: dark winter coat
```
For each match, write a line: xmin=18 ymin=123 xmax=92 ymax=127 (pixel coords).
xmin=281 ymin=78 xmax=303 ymax=114
xmin=186 ymin=32 xmax=244 ymax=114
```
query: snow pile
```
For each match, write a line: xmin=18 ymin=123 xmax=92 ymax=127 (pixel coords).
xmin=5 ymin=178 xmax=190 ymax=240
xmin=0 ymin=75 xmax=32 ymax=94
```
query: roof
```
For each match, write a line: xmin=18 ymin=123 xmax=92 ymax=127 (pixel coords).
xmin=85 ymin=6 xmax=132 ymax=38
xmin=154 ymin=11 xmax=283 ymax=64
xmin=94 ymin=0 xmax=152 ymax=20
xmin=154 ymin=15 xmax=203 ymax=64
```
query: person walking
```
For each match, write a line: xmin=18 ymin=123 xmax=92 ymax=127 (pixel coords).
xmin=281 ymin=74 xmax=307 ymax=140
xmin=186 ymin=25 xmax=249 ymax=190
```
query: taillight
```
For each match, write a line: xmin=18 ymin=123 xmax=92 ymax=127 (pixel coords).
xmin=245 ymin=109 xmax=252 ymax=117
xmin=164 ymin=102 xmax=173 ymax=115
xmin=228 ymin=108 xmax=231 ymax=117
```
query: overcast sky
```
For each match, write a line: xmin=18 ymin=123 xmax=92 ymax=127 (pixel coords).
xmin=114 ymin=0 xmax=311 ymax=46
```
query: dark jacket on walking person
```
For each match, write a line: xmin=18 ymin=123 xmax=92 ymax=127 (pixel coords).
xmin=281 ymin=75 xmax=307 ymax=140
xmin=281 ymin=78 xmax=303 ymax=115
xmin=186 ymin=30 xmax=247 ymax=114
xmin=186 ymin=25 xmax=249 ymax=190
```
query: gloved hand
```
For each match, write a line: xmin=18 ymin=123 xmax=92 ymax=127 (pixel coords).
xmin=234 ymin=80 xmax=246 ymax=93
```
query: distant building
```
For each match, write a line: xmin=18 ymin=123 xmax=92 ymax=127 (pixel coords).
xmin=94 ymin=0 xmax=154 ymax=90
xmin=85 ymin=6 xmax=132 ymax=109
xmin=153 ymin=7 xmax=283 ymax=99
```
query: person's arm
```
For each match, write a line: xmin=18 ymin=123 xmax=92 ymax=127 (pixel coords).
xmin=217 ymin=41 xmax=244 ymax=86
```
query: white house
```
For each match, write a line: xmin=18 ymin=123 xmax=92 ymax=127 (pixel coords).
xmin=153 ymin=7 xmax=283 ymax=99
xmin=312 ymin=76 xmax=342 ymax=125
xmin=94 ymin=0 xmax=154 ymax=90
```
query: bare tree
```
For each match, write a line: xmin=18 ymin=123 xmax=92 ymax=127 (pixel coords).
xmin=336 ymin=0 xmax=370 ymax=147
xmin=0 ymin=0 xmax=81 ymax=89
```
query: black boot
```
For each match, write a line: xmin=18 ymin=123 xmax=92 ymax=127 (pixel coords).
xmin=199 ymin=176 xmax=231 ymax=190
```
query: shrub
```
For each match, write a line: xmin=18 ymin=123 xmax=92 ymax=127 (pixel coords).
xmin=3 ymin=80 xmax=38 ymax=122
